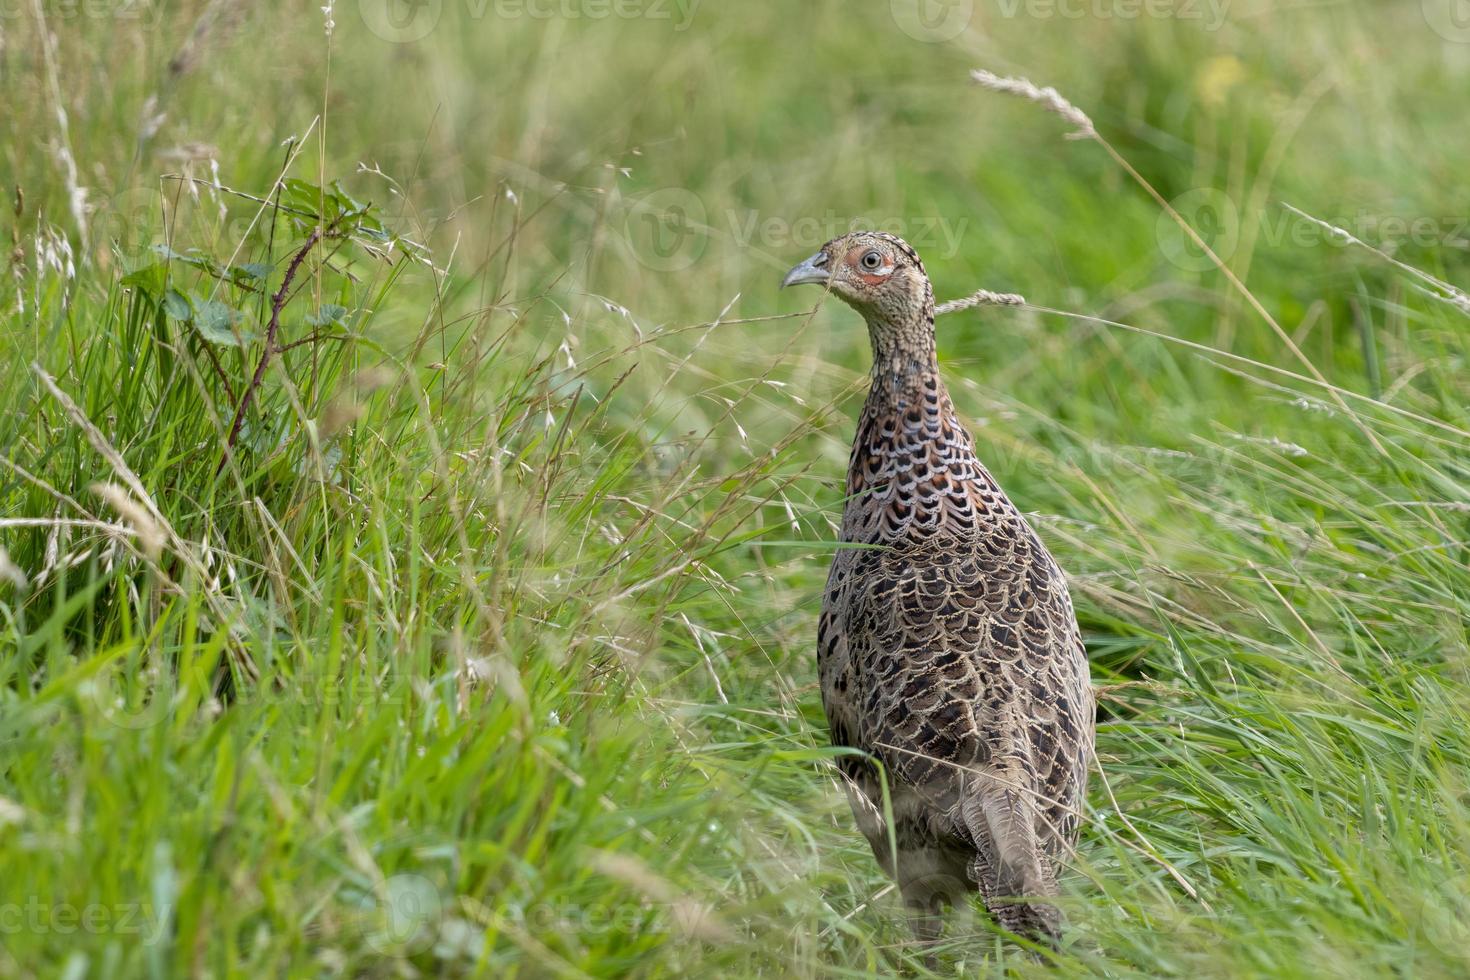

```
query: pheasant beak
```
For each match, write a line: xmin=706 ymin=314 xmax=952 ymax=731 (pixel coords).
xmin=781 ymin=251 xmax=830 ymax=289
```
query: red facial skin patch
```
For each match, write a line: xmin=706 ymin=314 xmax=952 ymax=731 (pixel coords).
xmin=845 ymin=246 xmax=894 ymax=287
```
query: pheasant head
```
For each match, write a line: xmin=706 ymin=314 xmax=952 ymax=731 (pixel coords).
xmin=781 ymin=231 xmax=937 ymax=364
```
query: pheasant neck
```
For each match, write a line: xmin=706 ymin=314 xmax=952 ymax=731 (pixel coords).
xmin=865 ymin=314 xmax=942 ymax=410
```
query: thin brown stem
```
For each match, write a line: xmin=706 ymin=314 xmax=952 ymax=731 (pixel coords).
xmin=217 ymin=226 xmax=322 ymax=473
xmin=197 ymin=336 xmax=237 ymax=403
xmin=275 ymin=330 xmax=346 ymax=353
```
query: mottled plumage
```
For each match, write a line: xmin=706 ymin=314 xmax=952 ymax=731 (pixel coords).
xmin=782 ymin=232 xmax=1093 ymax=946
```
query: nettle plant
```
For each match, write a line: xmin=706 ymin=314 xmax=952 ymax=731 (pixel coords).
xmin=114 ymin=175 xmax=423 ymax=484
xmin=2 ymin=173 xmax=435 ymax=703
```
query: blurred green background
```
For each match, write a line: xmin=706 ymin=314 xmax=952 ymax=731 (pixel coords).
xmin=2 ymin=1 xmax=1470 ymax=976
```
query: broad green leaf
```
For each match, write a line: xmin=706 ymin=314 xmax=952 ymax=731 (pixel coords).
xmin=120 ymin=262 xmax=167 ymax=298
xmin=306 ymin=304 xmax=349 ymax=327
xmin=191 ymin=300 xmax=254 ymax=346
xmin=162 ymin=289 xmax=191 ymax=321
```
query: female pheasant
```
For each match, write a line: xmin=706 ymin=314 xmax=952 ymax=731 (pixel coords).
xmin=782 ymin=232 xmax=1093 ymax=946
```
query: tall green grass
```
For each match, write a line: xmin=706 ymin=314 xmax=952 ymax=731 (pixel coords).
xmin=2 ymin=1 xmax=1469 ymax=976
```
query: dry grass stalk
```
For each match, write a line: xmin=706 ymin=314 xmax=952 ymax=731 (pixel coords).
xmin=1282 ymin=203 xmax=1470 ymax=317
xmin=32 ymin=362 xmax=259 ymax=679
xmin=30 ymin=0 xmax=89 ymax=253
xmin=968 ymin=66 xmax=1389 ymax=458
xmin=0 ymin=547 xmax=28 ymax=590
xmin=936 ymin=289 xmax=1026 ymax=316
xmin=969 ymin=69 xmax=1095 ymax=139
xmin=91 ymin=484 xmax=165 ymax=562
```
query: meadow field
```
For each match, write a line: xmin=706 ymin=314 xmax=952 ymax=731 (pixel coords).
xmin=3 ymin=1 xmax=1470 ymax=975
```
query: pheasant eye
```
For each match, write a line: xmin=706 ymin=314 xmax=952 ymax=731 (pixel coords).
xmin=860 ymin=251 xmax=884 ymax=271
